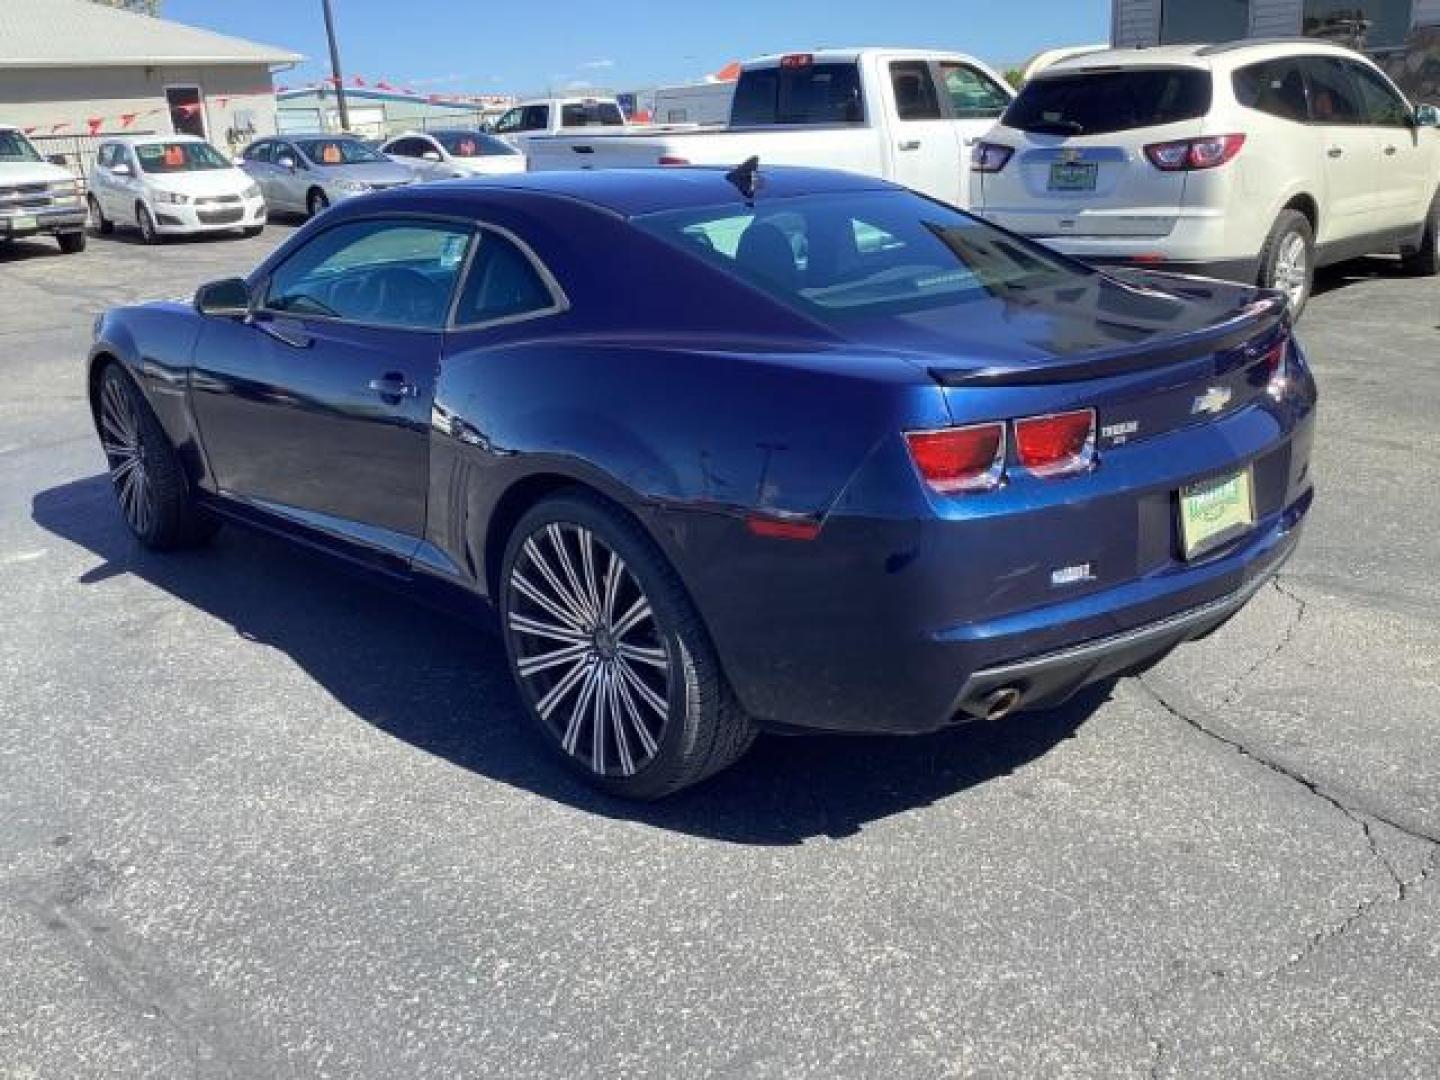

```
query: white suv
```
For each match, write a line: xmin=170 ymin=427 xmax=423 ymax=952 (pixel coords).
xmin=970 ymin=40 xmax=1440 ymax=314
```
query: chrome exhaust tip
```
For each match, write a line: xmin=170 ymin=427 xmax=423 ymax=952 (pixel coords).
xmin=980 ymin=687 xmax=1024 ymax=722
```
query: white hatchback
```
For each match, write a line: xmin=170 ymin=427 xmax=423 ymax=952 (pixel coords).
xmin=379 ymin=129 xmax=527 ymax=182
xmin=88 ymin=136 xmax=266 ymax=244
xmin=970 ymin=40 xmax=1440 ymax=314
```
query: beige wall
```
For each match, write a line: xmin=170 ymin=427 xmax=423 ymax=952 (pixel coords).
xmin=0 ymin=63 xmax=282 ymax=153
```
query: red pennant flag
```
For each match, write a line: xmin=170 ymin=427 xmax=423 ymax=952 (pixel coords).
xmin=23 ymin=126 xmax=37 ymax=135
xmin=376 ymin=81 xmax=394 ymax=91
xmin=324 ymin=75 xmax=340 ymax=85
xmin=50 ymin=122 xmax=68 ymax=133
xmin=120 ymin=113 xmax=138 ymax=129
xmin=87 ymin=117 xmax=103 ymax=135
xmin=351 ymin=75 xmax=366 ymax=87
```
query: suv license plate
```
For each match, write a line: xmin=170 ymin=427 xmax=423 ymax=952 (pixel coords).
xmin=1048 ymin=163 xmax=1097 ymax=192
xmin=1179 ymin=468 xmax=1255 ymax=559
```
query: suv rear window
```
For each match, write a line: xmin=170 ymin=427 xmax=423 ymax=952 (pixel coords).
xmin=1003 ymin=68 xmax=1212 ymax=136
xmin=731 ymin=63 xmax=865 ymax=126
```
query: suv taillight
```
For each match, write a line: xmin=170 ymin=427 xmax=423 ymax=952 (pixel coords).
xmin=1144 ymin=133 xmax=1246 ymax=172
xmin=971 ymin=141 xmax=1014 ymax=174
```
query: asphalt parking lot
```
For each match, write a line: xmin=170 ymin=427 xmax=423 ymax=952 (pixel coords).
xmin=2 ymin=221 xmax=1438 ymax=1079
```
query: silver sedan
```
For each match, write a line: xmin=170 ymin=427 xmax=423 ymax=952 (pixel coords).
xmin=239 ymin=134 xmax=417 ymax=218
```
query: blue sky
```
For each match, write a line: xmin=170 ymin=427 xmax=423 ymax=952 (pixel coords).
xmin=165 ymin=0 xmax=1110 ymax=95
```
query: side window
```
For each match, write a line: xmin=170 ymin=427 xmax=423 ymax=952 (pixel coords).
xmin=1233 ymin=59 xmax=1309 ymax=122
xmin=1302 ymin=57 xmax=1363 ymax=125
xmin=453 ymin=229 xmax=559 ymax=326
xmin=244 ymin=141 xmax=271 ymax=163
xmin=97 ymin=144 xmax=115 ymax=168
xmin=264 ymin=219 xmax=474 ymax=330
xmin=494 ymin=109 xmax=522 ymax=134
xmin=938 ymin=63 xmax=1012 ymax=119
xmin=388 ymin=138 xmax=428 ymax=158
xmin=1347 ymin=61 xmax=1411 ymax=127
xmin=522 ymin=105 xmax=550 ymax=131
xmin=890 ymin=61 xmax=942 ymax=121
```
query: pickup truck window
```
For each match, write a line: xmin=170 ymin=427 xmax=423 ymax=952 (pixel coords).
xmin=938 ymin=63 xmax=1012 ymax=119
xmin=1003 ymin=68 xmax=1211 ymax=136
xmin=560 ymin=102 xmax=625 ymax=127
xmin=891 ymin=61 xmax=943 ymax=121
xmin=731 ymin=63 xmax=865 ymax=126
xmin=637 ymin=189 xmax=1083 ymax=317
xmin=0 ymin=129 xmax=43 ymax=163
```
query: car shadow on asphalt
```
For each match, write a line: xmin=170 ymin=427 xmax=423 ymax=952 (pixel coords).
xmin=33 ymin=474 xmax=1101 ymax=846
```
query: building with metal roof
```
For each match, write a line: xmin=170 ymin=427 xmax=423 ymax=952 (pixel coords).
xmin=277 ymin=86 xmax=516 ymax=140
xmin=0 ymin=0 xmax=302 ymax=171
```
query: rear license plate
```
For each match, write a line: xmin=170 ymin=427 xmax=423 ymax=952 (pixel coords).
xmin=1179 ymin=468 xmax=1255 ymax=559
xmin=1048 ymin=162 xmax=1097 ymax=192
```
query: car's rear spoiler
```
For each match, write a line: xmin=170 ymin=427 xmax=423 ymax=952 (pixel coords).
xmin=928 ymin=294 xmax=1289 ymax=388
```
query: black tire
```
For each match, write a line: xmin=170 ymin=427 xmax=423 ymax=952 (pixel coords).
xmin=57 ymin=231 xmax=86 ymax=254
xmin=500 ymin=490 xmax=756 ymax=800
xmin=136 ymin=203 xmax=161 ymax=245
xmin=242 ymin=225 xmax=264 ymax=238
xmin=88 ymin=195 xmax=113 ymax=235
xmin=1256 ymin=209 xmax=1315 ymax=317
xmin=1400 ymin=190 xmax=1440 ymax=277
xmin=306 ymin=188 xmax=329 ymax=218
xmin=94 ymin=364 xmax=218 ymax=550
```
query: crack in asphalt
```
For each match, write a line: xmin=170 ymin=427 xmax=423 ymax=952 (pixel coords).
xmin=1127 ymin=578 xmax=1439 ymax=1076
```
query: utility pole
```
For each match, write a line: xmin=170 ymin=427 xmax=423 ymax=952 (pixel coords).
xmin=321 ymin=0 xmax=350 ymax=131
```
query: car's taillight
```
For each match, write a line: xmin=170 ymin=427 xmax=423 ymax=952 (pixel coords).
xmin=657 ymin=155 xmax=691 ymax=166
xmin=971 ymin=141 xmax=1014 ymax=174
xmin=1260 ymin=333 xmax=1291 ymax=401
xmin=905 ymin=422 xmax=1006 ymax=494
xmin=1144 ymin=133 xmax=1246 ymax=172
xmin=1014 ymin=409 xmax=1096 ymax=478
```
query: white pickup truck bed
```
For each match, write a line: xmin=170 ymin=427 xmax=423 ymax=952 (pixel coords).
xmin=526 ymin=49 xmax=1015 ymax=209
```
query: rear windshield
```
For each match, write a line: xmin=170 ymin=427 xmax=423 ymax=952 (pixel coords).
xmin=634 ymin=190 xmax=1088 ymax=319
xmin=559 ymin=102 xmax=625 ymax=127
xmin=731 ymin=63 xmax=865 ymax=126
xmin=436 ymin=131 xmax=518 ymax=157
xmin=136 ymin=141 xmax=230 ymax=173
xmin=0 ymin=129 xmax=42 ymax=163
xmin=1003 ymin=68 xmax=1212 ymax=136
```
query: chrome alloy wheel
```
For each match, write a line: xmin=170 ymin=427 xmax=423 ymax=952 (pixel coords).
xmin=1272 ymin=231 xmax=1310 ymax=311
xmin=98 ymin=373 xmax=154 ymax=536
xmin=506 ymin=523 xmax=674 ymax=778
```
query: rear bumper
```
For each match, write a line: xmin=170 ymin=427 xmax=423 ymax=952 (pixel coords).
xmin=0 ymin=205 xmax=86 ymax=237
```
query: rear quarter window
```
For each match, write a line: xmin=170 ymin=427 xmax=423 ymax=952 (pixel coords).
xmin=731 ymin=63 xmax=866 ymax=126
xmin=1232 ymin=59 xmax=1309 ymax=122
xmin=1003 ymin=68 xmax=1212 ymax=136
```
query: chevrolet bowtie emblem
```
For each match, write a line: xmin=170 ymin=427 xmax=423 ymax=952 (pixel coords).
xmin=1192 ymin=386 xmax=1233 ymax=415
xmin=1059 ymin=149 xmax=1082 ymax=164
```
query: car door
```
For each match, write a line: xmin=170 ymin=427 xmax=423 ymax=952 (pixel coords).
xmin=188 ymin=216 xmax=475 ymax=560
xmin=242 ymin=140 xmax=278 ymax=203
xmin=884 ymin=59 xmax=964 ymax=206
xmin=1346 ymin=58 xmax=1430 ymax=230
xmin=1301 ymin=56 xmax=1382 ymax=243
xmin=90 ymin=144 xmax=120 ymax=217
xmin=271 ymin=141 xmax=308 ymax=212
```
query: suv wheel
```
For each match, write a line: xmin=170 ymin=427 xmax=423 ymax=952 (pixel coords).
xmin=1257 ymin=210 xmax=1315 ymax=316
xmin=500 ymin=491 xmax=756 ymax=799
xmin=1400 ymin=191 xmax=1440 ymax=277
xmin=57 ymin=231 xmax=86 ymax=254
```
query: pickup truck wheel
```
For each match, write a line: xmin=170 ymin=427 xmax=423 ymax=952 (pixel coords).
xmin=95 ymin=364 xmax=218 ymax=550
xmin=500 ymin=491 xmax=756 ymax=800
xmin=57 ymin=231 xmax=86 ymax=254
xmin=242 ymin=225 xmax=264 ymax=239
xmin=1257 ymin=210 xmax=1314 ymax=317
xmin=1400 ymin=191 xmax=1439 ymax=277
xmin=88 ymin=195 xmax=113 ymax=235
xmin=136 ymin=204 xmax=161 ymax=245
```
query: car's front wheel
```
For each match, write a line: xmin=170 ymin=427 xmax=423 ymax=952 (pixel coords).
xmin=1257 ymin=209 xmax=1314 ymax=316
xmin=1400 ymin=190 xmax=1439 ymax=277
xmin=500 ymin=491 xmax=756 ymax=799
xmin=136 ymin=204 xmax=161 ymax=245
xmin=95 ymin=364 xmax=218 ymax=550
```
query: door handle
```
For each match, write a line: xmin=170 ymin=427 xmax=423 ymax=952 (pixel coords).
xmin=898 ymin=139 xmax=922 ymax=152
xmin=368 ymin=373 xmax=419 ymax=400
xmin=1327 ymin=147 xmax=1344 ymax=158
xmin=1384 ymin=145 xmax=1398 ymax=156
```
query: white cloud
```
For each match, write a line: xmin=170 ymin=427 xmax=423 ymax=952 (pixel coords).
xmin=580 ymin=59 xmax=616 ymax=70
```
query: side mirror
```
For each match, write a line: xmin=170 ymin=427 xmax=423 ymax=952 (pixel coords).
xmin=195 ymin=278 xmax=251 ymax=319
xmin=111 ymin=162 xmax=133 ymax=177
xmin=422 ymin=150 xmax=443 ymax=162
xmin=46 ymin=154 xmax=69 ymax=167
xmin=1415 ymin=104 xmax=1440 ymax=128
xmin=277 ymin=155 xmax=298 ymax=170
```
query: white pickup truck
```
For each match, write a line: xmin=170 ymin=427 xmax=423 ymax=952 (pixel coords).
xmin=491 ymin=96 xmax=629 ymax=152
xmin=525 ymin=49 xmax=1016 ymax=208
xmin=0 ymin=126 xmax=88 ymax=253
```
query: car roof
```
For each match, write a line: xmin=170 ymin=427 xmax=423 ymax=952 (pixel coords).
xmin=1044 ymin=38 xmax=1360 ymax=75
xmin=385 ymin=165 xmax=896 ymax=219
xmin=101 ymin=133 xmax=208 ymax=145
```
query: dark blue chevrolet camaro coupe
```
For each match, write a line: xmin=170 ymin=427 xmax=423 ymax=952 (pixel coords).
xmin=88 ymin=165 xmax=1316 ymax=798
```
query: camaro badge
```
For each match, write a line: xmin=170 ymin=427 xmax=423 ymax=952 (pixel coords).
xmin=1192 ymin=386 xmax=1233 ymax=416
